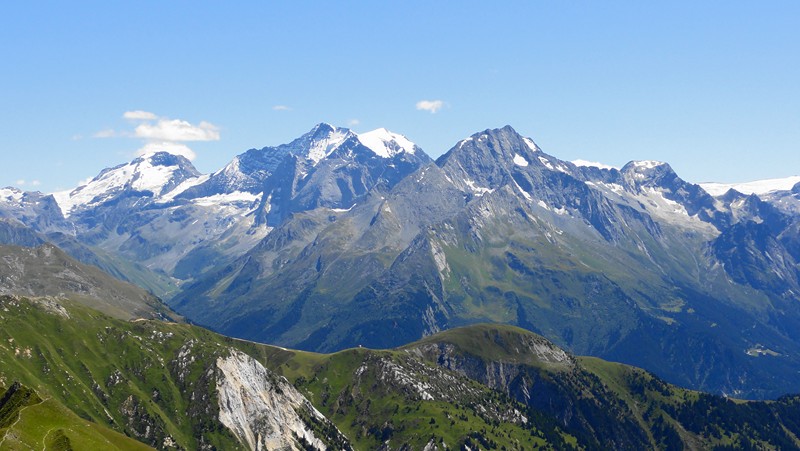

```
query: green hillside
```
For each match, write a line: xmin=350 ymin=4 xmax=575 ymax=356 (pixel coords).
xmin=4 ymin=292 xmax=800 ymax=450
xmin=0 ymin=382 xmax=153 ymax=450
xmin=0 ymin=294 xmax=244 ymax=449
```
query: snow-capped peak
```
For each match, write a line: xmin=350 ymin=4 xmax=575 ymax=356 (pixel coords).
xmin=0 ymin=187 xmax=24 ymax=203
xmin=629 ymin=160 xmax=666 ymax=169
xmin=700 ymin=176 xmax=800 ymax=197
xmin=357 ymin=128 xmax=418 ymax=158
xmin=53 ymin=151 xmax=200 ymax=217
xmin=295 ymin=123 xmax=353 ymax=164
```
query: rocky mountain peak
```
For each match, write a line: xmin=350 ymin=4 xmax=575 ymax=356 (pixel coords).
xmin=288 ymin=123 xmax=355 ymax=164
xmin=54 ymin=151 xmax=201 ymax=216
xmin=436 ymin=126 xmax=565 ymax=198
xmin=619 ymin=160 xmax=679 ymax=190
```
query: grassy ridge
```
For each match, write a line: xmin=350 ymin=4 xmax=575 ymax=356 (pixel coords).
xmin=403 ymin=324 xmax=800 ymax=450
xmin=0 ymin=294 xmax=242 ymax=449
xmin=0 ymin=385 xmax=153 ymax=451
xmin=253 ymin=346 xmax=574 ymax=450
xmin=5 ymin=292 xmax=800 ymax=450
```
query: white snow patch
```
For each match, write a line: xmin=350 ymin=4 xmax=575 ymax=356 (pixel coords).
xmin=130 ymin=158 xmax=175 ymax=193
xmin=0 ymin=188 xmax=23 ymax=203
xmin=700 ymin=176 xmax=800 ymax=197
xmin=158 ymin=174 xmax=210 ymax=202
xmin=523 ymin=137 xmax=539 ymax=152
xmin=513 ymin=154 xmax=529 ymax=167
xmin=193 ymin=191 xmax=260 ymax=207
xmin=357 ymin=128 xmax=417 ymax=158
xmin=572 ymin=159 xmax=617 ymax=170
xmin=607 ymin=183 xmax=625 ymax=194
xmin=538 ymin=156 xmax=555 ymax=171
xmin=464 ymin=179 xmax=494 ymax=196
xmin=306 ymin=128 xmax=349 ymax=164
xmin=630 ymin=160 xmax=665 ymax=169
xmin=636 ymin=187 xmax=689 ymax=216
xmin=512 ymin=179 xmax=532 ymax=200
xmin=331 ymin=204 xmax=356 ymax=213
xmin=586 ymin=181 xmax=625 ymax=195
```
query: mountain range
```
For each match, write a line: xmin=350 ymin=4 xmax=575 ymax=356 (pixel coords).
xmin=3 ymin=123 xmax=800 ymax=402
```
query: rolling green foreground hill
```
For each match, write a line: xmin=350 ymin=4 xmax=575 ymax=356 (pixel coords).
xmin=0 ymin=381 xmax=152 ymax=450
xmin=3 ymin=294 xmax=800 ymax=450
xmin=0 ymin=294 xmax=245 ymax=449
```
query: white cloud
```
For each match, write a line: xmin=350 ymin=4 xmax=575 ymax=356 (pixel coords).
xmin=92 ymin=129 xmax=117 ymax=138
xmin=347 ymin=119 xmax=360 ymax=126
xmin=78 ymin=176 xmax=94 ymax=187
xmin=571 ymin=159 xmax=618 ymax=170
xmin=89 ymin=111 xmax=219 ymax=162
xmin=416 ymin=100 xmax=444 ymax=114
xmin=272 ymin=105 xmax=291 ymax=111
xmin=124 ymin=110 xmax=158 ymax=121
xmin=13 ymin=179 xmax=40 ymax=187
xmin=135 ymin=142 xmax=197 ymax=161
xmin=135 ymin=118 xmax=220 ymax=142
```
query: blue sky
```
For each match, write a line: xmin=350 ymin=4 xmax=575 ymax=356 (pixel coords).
xmin=2 ymin=1 xmax=798 ymax=193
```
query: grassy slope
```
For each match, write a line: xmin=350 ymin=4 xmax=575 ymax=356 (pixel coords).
xmin=0 ymin=383 xmax=153 ymax=451
xmin=5 ymin=290 xmax=800 ymax=450
xmin=0 ymin=294 xmax=242 ymax=450
xmin=2 ymin=294 xmax=575 ymax=450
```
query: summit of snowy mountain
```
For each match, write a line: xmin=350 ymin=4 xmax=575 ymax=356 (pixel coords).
xmin=286 ymin=123 xmax=422 ymax=162
xmin=176 ymin=123 xmax=429 ymax=203
xmin=700 ymin=176 xmax=800 ymax=197
xmin=436 ymin=126 xmax=565 ymax=192
xmin=356 ymin=128 xmax=419 ymax=158
xmin=0 ymin=187 xmax=24 ymax=203
xmin=286 ymin=123 xmax=354 ymax=164
xmin=623 ymin=160 xmax=669 ymax=171
xmin=620 ymin=160 xmax=674 ymax=185
xmin=53 ymin=151 xmax=201 ymax=216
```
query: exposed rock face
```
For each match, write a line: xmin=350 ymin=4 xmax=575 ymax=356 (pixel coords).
xmin=404 ymin=327 xmax=651 ymax=450
xmin=407 ymin=329 xmax=574 ymax=402
xmin=215 ymin=349 xmax=349 ymax=451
